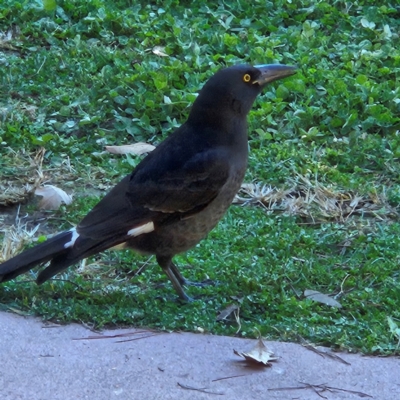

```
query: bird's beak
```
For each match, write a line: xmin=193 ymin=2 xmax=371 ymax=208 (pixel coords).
xmin=253 ymin=64 xmax=297 ymax=85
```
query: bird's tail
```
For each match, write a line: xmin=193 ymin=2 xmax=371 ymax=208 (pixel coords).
xmin=0 ymin=230 xmax=73 ymax=283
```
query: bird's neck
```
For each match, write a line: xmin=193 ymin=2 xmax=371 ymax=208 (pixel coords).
xmin=186 ymin=89 xmax=251 ymax=151
xmin=187 ymin=106 xmax=248 ymax=148
xmin=188 ymin=98 xmax=247 ymax=130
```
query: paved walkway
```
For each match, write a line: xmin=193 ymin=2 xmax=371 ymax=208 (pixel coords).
xmin=1 ymin=311 xmax=399 ymax=399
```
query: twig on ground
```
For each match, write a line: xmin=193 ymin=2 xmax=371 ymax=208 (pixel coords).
xmin=268 ymin=381 xmax=373 ymax=398
xmin=177 ymin=382 xmax=224 ymax=395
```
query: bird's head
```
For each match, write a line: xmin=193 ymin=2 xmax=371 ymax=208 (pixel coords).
xmin=189 ymin=64 xmax=297 ymax=124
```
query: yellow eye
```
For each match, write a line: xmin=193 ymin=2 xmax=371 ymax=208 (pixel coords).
xmin=243 ymin=73 xmax=251 ymax=83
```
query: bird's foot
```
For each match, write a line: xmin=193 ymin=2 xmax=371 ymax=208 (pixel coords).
xmin=178 ymin=293 xmax=195 ymax=303
xmin=182 ymin=278 xmax=216 ymax=288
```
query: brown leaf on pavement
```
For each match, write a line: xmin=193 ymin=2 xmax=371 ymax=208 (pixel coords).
xmin=234 ymin=336 xmax=278 ymax=366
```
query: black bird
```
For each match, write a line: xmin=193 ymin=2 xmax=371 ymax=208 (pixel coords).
xmin=0 ymin=64 xmax=296 ymax=301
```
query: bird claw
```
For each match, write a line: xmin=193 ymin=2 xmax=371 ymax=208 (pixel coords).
xmin=178 ymin=293 xmax=195 ymax=303
xmin=182 ymin=278 xmax=216 ymax=288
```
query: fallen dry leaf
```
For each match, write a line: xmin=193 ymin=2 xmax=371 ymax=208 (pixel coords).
xmin=105 ymin=143 xmax=156 ymax=155
xmin=234 ymin=336 xmax=278 ymax=366
xmin=35 ymin=185 xmax=73 ymax=210
xmin=387 ymin=316 xmax=400 ymax=348
xmin=304 ymin=289 xmax=342 ymax=308
xmin=152 ymin=46 xmax=168 ymax=57
xmin=216 ymin=304 xmax=240 ymax=321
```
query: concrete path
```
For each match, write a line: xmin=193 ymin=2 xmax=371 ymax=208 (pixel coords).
xmin=1 ymin=311 xmax=399 ymax=399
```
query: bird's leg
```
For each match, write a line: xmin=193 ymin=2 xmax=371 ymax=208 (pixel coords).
xmin=156 ymin=255 xmax=193 ymax=302
xmin=169 ymin=262 xmax=214 ymax=288
xmin=169 ymin=261 xmax=189 ymax=285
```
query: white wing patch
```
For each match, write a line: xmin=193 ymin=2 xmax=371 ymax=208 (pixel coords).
xmin=64 ymin=228 xmax=80 ymax=248
xmin=128 ymin=221 xmax=154 ymax=237
xmin=63 ymin=223 xmax=153 ymax=250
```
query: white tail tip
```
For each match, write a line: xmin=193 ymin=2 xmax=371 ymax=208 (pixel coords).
xmin=64 ymin=228 xmax=79 ymax=248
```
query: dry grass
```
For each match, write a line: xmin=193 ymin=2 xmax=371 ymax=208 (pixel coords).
xmin=0 ymin=209 xmax=40 ymax=263
xmin=234 ymin=175 xmax=398 ymax=223
xmin=1 ymin=169 xmax=397 ymax=264
xmin=0 ymin=147 xmax=45 ymax=206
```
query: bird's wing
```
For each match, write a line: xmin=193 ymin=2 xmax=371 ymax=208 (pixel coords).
xmin=76 ymin=175 xmax=149 ymax=239
xmin=76 ymin=147 xmax=231 ymax=241
xmin=129 ymin=147 xmax=231 ymax=214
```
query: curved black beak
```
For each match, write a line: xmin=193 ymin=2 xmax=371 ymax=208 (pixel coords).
xmin=253 ymin=64 xmax=297 ymax=85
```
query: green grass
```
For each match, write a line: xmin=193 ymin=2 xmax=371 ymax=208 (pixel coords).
xmin=1 ymin=0 xmax=400 ymax=354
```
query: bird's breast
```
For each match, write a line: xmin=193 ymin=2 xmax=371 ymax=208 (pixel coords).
xmin=126 ymin=166 xmax=246 ymax=257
